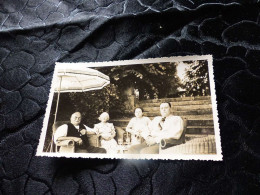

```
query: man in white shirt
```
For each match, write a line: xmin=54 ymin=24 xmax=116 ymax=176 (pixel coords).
xmin=127 ymin=102 xmax=184 ymax=154
xmin=54 ymin=112 xmax=106 ymax=153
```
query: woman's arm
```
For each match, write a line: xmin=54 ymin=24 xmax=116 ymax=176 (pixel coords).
xmin=126 ymin=118 xmax=134 ymax=133
xmin=93 ymin=124 xmax=100 ymax=135
xmin=110 ymin=124 xmax=116 ymax=138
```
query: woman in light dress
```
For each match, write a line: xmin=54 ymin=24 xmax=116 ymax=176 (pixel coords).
xmin=126 ymin=108 xmax=151 ymax=145
xmin=94 ymin=112 xmax=118 ymax=153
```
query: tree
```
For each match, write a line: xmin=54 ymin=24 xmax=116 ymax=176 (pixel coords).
xmin=96 ymin=62 xmax=182 ymax=100
xmin=183 ymin=60 xmax=210 ymax=96
xmin=43 ymin=62 xmax=182 ymax=151
xmin=68 ymin=84 xmax=126 ymax=125
xmin=52 ymin=62 xmax=182 ymax=124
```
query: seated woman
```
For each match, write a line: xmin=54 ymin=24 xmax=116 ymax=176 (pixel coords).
xmin=94 ymin=112 xmax=118 ymax=153
xmin=126 ymin=108 xmax=151 ymax=145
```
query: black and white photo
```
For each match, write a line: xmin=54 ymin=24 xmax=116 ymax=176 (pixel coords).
xmin=37 ymin=55 xmax=222 ymax=160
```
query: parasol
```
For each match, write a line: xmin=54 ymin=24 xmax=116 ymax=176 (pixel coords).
xmin=48 ymin=63 xmax=110 ymax=152
xmin=54 ymin=64 xmax=110 ymax=93
xmin=53 ymin=63 xmax=110 ymax=122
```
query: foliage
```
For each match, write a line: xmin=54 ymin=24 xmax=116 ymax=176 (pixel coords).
xmin=183 ymin=60 xmax=210 ymax=96
xmin=50 ymin=62 xmax=182 ymax=126
xmin=43 ymin=62 xmax=185 ymax=151
xmin=96 ymin=62 xmax=181 ymax=99
xmin=43 ymin=87 xmax=125 ymax=151
xmin=68 ymin=84 xmax=126 ymax=127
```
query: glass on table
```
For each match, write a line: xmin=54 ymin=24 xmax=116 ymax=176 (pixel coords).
xmin=126 ymin=137 xmax=131 ymax=145
xmin=118 ymin=138 xmax=123 ymax=145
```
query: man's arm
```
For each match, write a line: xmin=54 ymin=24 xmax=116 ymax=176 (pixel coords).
xmin=54 ymin=124 xmax=68 ymax=143
xmin=144 ymin=117 xmax=161 ymax=145
xmin=149 ymin=117 xmax=162 ymax=137
xmin=54 ymin=124 xmax=85 ymax=145
xmin=140 ymin=117 xmax=152 ymax=139
xmin=83 ymin=124 xmax=96 ymax=134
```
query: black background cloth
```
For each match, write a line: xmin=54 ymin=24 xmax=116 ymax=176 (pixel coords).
xmin=0 ymin=1 xmax=260 ymax=194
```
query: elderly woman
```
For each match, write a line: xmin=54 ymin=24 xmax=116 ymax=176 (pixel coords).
xmin=126 ymin=108 xmax=151 ymax=145
xmin=94 ymin=112 xmax=118 ymax=153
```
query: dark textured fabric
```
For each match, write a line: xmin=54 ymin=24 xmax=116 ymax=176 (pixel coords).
xmin=0 ymin=1 xmax=260 ymax=194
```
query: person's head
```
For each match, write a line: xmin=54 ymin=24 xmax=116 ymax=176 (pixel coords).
xmin=99 ymin=112 xmax=109 ymax=123
xmin=134 ymin=107 xmax=143 ymax=118
xmin=70 ymin=112 xmax=82 ymax=126
xmin=160 ymin=102 xmax=171 ymax=118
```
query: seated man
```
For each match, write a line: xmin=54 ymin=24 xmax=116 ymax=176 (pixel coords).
xmin=127 ymin=102 xmax=183 ymax=154
xmin=54 ymin=112 xmax=106 ymax=153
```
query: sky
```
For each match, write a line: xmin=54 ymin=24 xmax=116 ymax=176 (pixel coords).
xmin=176 ymin=61 xmax=189 ymax=82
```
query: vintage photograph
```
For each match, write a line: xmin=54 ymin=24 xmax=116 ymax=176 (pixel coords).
xmin=37 ymin=55 xmax=222 ymax=160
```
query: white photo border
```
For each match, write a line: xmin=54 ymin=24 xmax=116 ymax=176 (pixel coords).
xmin=36 ymin=55 xmax=223 ymax=161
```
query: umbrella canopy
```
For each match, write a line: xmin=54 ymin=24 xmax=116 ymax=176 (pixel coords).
xmin=48 ymin=63 xmax=110 ymax=152
xmin=54 ymin=64 xmax=110 ymax=93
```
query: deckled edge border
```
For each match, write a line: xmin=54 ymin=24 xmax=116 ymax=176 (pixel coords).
xmin=36 ymin=55 xmax=223 ymax=161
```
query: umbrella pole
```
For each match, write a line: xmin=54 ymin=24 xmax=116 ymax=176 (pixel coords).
xmin=54 ymin=76 xmax=63 ymax=123
xmin=50 ymin=76 xmax=62 ymax=152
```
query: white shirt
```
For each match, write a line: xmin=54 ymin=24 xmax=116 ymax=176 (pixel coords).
xmin=94 ymin=122 xmax=116 ymax=138
xmin=126 ymin=117 xmax=151 ymax=139
xmin=54 ymin=124 xmax=94 ymax=143
xmin=149 ymin=115 xmax=183 ymax=143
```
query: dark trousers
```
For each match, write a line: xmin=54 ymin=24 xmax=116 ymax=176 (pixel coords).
xmin=87 ymin=146 xmax=106 ymax=153
xmin=76 ymin=145 xmax=106 ymax=153
xmin=127 ymin=142 xmax=159 ymax=154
